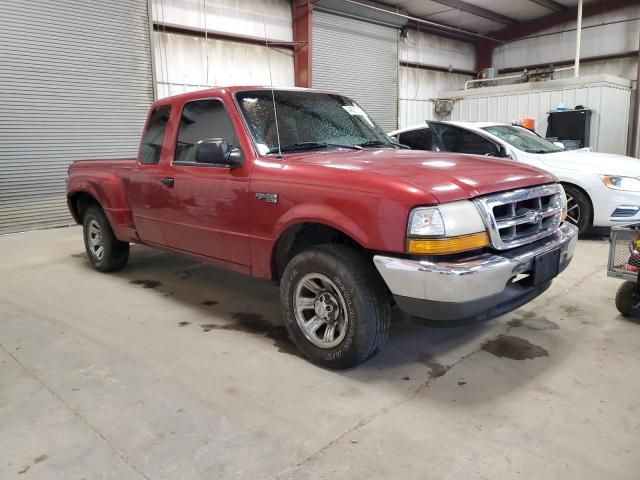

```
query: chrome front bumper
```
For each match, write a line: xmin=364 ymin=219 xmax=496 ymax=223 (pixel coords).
xmin=373 ymin=222 xmax=578 ymax=320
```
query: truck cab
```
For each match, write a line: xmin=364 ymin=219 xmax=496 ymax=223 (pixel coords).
xmin=67 ymin=87 xmax=578 ymax=369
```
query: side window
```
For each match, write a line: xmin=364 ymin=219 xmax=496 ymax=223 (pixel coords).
xmin=140 ymin=105 xmax=171 ymax=164
xmin=174 ymin=99 xmax=239 ymax=164
xmin=431 ymin=124 xmax=499 ymax=156
xmin=398 ymin=128 xmax=437 ymax=151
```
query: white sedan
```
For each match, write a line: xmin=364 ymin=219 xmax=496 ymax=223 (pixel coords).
xmin=389 ymin=121 xmax=640 ymax=233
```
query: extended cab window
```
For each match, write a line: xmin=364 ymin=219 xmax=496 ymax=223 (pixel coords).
xmin=431 ymin=123 xmax=499 ymax=156
xmin=174 ymin=99 xmax=239 ymax=164
xmin=398 ymin=128 xmax=438 ymax=151
xmin=140 ymin=105 xmax=171 ymax=164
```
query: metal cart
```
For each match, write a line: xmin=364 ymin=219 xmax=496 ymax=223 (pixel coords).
xmin=608 ymin=225 xmax=640 ymax=317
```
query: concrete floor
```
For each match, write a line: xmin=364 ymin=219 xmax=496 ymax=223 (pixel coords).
xmin=0 ymin=226 xmax=639 ymax=480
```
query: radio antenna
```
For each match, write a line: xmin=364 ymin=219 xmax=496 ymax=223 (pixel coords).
xmin=262 ymin=11 xmax=282 ymax=158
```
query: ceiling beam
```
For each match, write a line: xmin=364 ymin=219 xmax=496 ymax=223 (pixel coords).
xmin=526 ymin=0 xmax=567 ymax=13
xmin=430 ymin=0 xmax=519 ymax=25
xmin=337 ymin=0 xmax=504 ymax=43
xmin=489 ymin=0 xmax=636 ymax=42
xmin=406 ymin=20 xmax=477 ymax=44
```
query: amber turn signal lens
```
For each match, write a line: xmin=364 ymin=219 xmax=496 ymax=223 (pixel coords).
xmin=408 ymin=232 xmax=490 ymax=255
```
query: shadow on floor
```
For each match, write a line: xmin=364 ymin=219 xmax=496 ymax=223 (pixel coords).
xmin=70 ymin=244 xmax=567 ymax=399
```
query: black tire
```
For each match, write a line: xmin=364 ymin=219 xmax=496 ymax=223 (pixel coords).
xmin=563 ymin=184 xmax=592 ymax=235
xmin=280 ymin=244 xmax=391 ymax=369
xmin=615 ymin=281 xmax=640 ymax=317
xmin=82 ymin=206 xmax=129 ymax=272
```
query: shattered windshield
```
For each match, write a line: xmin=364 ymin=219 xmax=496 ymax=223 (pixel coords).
xmin=236 ymin=90 xmax=396 ymax=155
xmin=483 ymin=125 xmax=563 ymax=154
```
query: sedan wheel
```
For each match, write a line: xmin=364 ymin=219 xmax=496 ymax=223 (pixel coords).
xmin=562 ymin=184 xmax=592 ymax=235
xmin=565 ymin=192 xmax=581 ymax=225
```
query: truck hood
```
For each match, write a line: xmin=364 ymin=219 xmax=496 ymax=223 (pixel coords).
xmin=291 ymin=149 xmax=554 ymax=203
xmin=539 ymin=150 xmax=640 ymax=177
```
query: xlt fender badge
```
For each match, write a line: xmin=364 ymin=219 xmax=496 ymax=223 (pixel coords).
xmin=255 ymin=192 xmax=278 ymax=204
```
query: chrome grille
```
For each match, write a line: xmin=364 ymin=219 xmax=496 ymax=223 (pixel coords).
xmin=474 ymin=184 xmax=565 ymax=250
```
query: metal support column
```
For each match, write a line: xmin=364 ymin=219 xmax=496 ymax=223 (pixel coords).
xmin=292 ymin=0 xmax=313 ymax=87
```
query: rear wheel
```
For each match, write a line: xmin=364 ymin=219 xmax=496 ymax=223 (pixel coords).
xmin=563 ymin=184 xmax=592 ymax=235
xmin=280 ymin=244 xmax=391 ymax=369
xmin=82 ymin=206 xmax=129 ymax=272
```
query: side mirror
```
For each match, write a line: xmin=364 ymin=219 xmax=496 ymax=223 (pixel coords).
xmin=195 ymin=138 xmax=243 ymax=168
xmin=499 ymin=145 xmax=515 ymax=159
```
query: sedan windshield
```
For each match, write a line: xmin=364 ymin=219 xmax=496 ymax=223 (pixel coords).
xmin=483 ymin=125 xmax=563 ymax=154
xmin=236 ymin=90 xmax=395 ymax=154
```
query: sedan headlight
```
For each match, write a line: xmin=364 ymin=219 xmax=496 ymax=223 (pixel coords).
xmin=407 ymin=202 xmax=489 ymax=255
xmin=601 ymin=175 xmax=640 ymax=192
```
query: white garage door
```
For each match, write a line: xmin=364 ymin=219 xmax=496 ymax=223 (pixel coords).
xmin=312 ymin=10 xmax=398 ymax=132
xmin=0 ymin=0 xmax=154 ymax=234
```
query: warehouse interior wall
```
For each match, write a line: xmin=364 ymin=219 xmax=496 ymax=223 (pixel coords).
xmin=492 ymin=4 xmax=640 ymax=77
xmin=398 ymin=29 xmax=475 ymax=129
xmin=152 ymin=0 xmax=292 ymax=40
xmin=492 ymin=4 xmax=640 ymax=156
xmin=399 ymin=67 xmax=473 ymax=127
xmin=154 ymin=32 xmax=294 ymax=97
xmin=152 ymin=0 xmax=294 ymax=97
xmin=0 ymin=0 xmax=154 ymax=234
xmin=152 ymin=1 xmax=477 ymax=132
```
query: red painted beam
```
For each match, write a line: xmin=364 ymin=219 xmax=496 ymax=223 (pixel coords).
xmin=153 ymin=23 xmax=295 ymax=50
xmin=631 ymin=35 xmax=640 ymax=157
xmin=475 ymin=39 xmax=494 ymax=72
xmin=292 ymin=0 xmax=313 ymax=88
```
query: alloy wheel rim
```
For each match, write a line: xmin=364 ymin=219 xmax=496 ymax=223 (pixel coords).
xmin=566 ymin=193 xmax=581 ymax=225
xmin=87 ymin=219 xmax=104 ymax=261
xmin=294 ymin=273 xmax=348 ymax=349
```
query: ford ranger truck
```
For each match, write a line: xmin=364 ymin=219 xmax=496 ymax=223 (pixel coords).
xmin=67 ymin=87 xmax=579 ymax=369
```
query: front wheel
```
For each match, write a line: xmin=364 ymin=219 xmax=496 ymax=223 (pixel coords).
xmin=615 ymin=281 xmax=640 ymax=317
xmin=563 ymin=184 xmax=592 ymax=235
xmin=82 ymin=206 xmax=129 ymax=272
xmin=280 ymin=245 xmax=391 ymax=369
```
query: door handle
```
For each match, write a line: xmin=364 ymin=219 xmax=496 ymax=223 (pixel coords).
xmin=161 ymin=177 xmax=174 ymax=188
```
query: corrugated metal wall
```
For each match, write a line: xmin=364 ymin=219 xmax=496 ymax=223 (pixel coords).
xmin=0 ymin=0 xmax=154 ymax=234
xmin=312 ymin=10 xmax=398 ymax=131
xmin=443 ymin=77 xmax=631 ymax=155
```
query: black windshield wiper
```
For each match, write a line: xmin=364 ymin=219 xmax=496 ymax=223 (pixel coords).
xmin=358 ymin=140 xmax=409 ymax=149
xmin=267 ymin=142 xmax=362 ymax=154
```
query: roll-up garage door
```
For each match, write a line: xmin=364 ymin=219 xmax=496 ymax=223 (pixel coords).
xmin=312 ymin=10 xmax=398 ymax=132
xmin=0 ymin=0 xmax=154 ymax=234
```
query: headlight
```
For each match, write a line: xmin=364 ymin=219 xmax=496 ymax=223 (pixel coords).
xmin=407 ymin=202 xmax=489 ymax=255
xmin=407 ymin=208 xmax=445 ymax=236
xmin=601 ymin=175 xmax=640 ymax=192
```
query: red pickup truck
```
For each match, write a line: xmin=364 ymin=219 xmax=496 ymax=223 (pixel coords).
xmin=67 ymin=86 xmax=578 ymax=368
